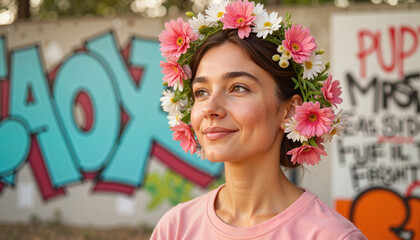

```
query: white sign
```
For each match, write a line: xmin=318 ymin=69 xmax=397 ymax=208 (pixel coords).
xmin=330 ymin=10 xmax=420 ymax=239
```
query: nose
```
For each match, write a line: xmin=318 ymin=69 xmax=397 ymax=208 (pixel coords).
xmin=202 ymin=93 xmax=226 ymax=119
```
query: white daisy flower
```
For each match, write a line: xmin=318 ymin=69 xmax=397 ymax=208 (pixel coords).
xmin=167 ymin=112 xmax=184 ymax=127
xmin=277 ymin=45 xmax=284 ymax=53
xmin=302 ymin=52 xmax=322 ymax=80
xmin=173 ymin=81 xmax=184 ymax=92
xmin=205 ymin=0 xmax=228 ymax=23
xmin=196 ymin=148 xmax=206 ymax=160
xmin=252 ymin=11 xmax=282 ymax=39
xmin=333 ymin=109 xmax=349 ymax=129
xmin=323 ymin=123 xmax=345 ymax=142
xmin=160 ymin=90 xmax=186 ymax=114
xmin=188 ymin=12 xmax=215 ymax=39
xmin=279 ymin=58 xmax=289 ymax=68
xmin=323 ymin=110 xmax=348 ymax=142
xmin=252 ymin=2 xmax=265 ymax=16
xmin=282 ymin=49 xmax=292 ymax=59
xmin=284 ymin=117 xmax=308 ymax=143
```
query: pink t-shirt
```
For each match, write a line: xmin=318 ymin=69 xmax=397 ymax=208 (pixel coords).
xmin=151 ymin=185 xmax=367 ymax=240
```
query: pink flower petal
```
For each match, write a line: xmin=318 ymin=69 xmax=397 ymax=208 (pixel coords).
xmin=321 ymin=75 xmax=343 ymax=107
xmin=160 ymin=58 xmax=187 ymax=88
xmin=171 ymin=121 xmax=197 ymax=154
xmin=287 ymin=144 xmax=327 ymax=165
xmin=283 ymin=24 xmax=317 ymax=64
xmin=220 ymin=0 xmax=256 ymax=39
xmin=294 ymin=101 xmax=335 ymax=138
xmin=159 ymin=17 xmax=198 ymax=60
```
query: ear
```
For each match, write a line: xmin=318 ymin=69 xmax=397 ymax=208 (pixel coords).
xmin=280 ymin=94 xmax=302 ymax=130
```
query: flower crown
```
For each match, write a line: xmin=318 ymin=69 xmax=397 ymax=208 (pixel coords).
xmin=159 ymin=0 xmax=347 ymax=166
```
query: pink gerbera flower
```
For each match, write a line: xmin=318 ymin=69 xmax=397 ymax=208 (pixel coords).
xmin=159 ymin=17 xmax=198 ymax=60
xmin=171 ymin=121 xmax=197 ymax=154
xmin=321 ymin=75 xmax=343 ymax=107
xmin=282 ymin=24 xmax=317 ymax=63
xmin=294 ymin=101 xmax=335 ymax=138
xmin=160 ymin=58 xmax=187 ymax=91
xmin=287 ymin=143 xmax=327 ymax=165
xmin=220 ymin=0 xmax=256 ymax=39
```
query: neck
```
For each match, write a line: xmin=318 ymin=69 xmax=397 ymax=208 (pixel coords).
xmin=215 ymin=152 xmax=303 ymax=227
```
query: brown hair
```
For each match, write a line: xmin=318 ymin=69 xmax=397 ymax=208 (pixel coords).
xmin=190 ymin=29 xmax=302 ymax=168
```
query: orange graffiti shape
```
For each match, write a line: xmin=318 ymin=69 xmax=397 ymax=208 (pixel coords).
xmin=404 ymin=197 xmax=420 ymax=240
xmin=350 ymin=188 xmax=408 ymax=240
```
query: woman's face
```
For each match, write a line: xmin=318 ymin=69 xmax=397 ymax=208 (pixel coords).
xmin=191 ymin=42 xmax=287 ymax=163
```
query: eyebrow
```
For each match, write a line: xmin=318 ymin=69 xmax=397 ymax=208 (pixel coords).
xmin=191 ymin=71 xmax=261 ymax=86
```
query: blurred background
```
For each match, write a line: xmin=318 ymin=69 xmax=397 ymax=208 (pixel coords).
xmin=0 ymin=0 xmax=419 ymax=239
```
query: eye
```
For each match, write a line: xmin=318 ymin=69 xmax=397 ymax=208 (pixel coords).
xmin=230 ymin=84 xmax=249 ymax=93
xmin=193 ymin=89 xmax=209 ymax=98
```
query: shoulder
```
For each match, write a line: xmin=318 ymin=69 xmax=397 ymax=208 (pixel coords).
xmin=297 ymin=191 xmax=367 ymax=239
xmin=150 ymin=188 xmax=215 ymax=240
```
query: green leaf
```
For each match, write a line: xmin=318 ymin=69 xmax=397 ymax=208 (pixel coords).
xmin=181 ymin=112 xmax=191 ymax=123
xmin=308 ymin=137 xmax=318 ymax=147
xmin=285 ymin=12 xmax=291 ymax=23
xmin=199 ymin=26 xmax=213 ymax=35
xmin=291 ymin=77 xmax=299 ymax=89
xmin=306 ymin=80 xmax=316 ymax=90
xmin=317 ymin=74 xmax=329 ymax=82
xmin=319 ymin=99 xmax=331 ymax=107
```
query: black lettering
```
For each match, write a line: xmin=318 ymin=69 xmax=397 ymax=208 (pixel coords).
xmin=346 ymin=72 xmax=380 ymax=111
xmin=382 ymin=114 xmax=398 ymax=137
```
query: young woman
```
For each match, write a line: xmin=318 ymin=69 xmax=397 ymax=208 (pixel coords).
xmin=153 ymin=1 xmax=366 ymax=239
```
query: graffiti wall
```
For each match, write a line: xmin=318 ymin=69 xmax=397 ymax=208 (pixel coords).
xmin=331 ymin=11 xmax=420 ymax=239
xmin=0 ymin=17 xmax=224 ymax=226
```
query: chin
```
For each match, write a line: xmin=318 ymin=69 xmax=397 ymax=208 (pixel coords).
xmin=205 ymin=150 xmax=244 ymax=163
xmin=204 ymin=150 xmax=230 ymax=163
xmin=205 ymin=154 xmax=226 ymax=163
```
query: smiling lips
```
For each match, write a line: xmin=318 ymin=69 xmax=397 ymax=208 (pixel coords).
xmin=202 ymin=127 xmax=238 ymax=140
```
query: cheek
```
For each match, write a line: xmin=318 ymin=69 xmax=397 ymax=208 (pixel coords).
xmin=190 ymin=104 xmax=201 ymax=133
xmin=232 ymin=98 xmax=282 ymax=138
xmin=231 ymin=99 xmax=270 ymax=126
xmin=233 ymin=105 xmax=260 ymax=126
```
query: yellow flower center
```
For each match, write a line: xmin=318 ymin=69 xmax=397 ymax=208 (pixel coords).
xmin=237 ymin=17 xmax=245 ymax=24
xmin=309 ymin=114 xmax=317 ymax=122
xmin=330 ymin=128 xmax=337 ymax=136
xmin=280 ymin=62 xmax=288 ymax=68
xmin=199 ymin=25 xmax=207 ymax=30
xmin=292 ymin=43 xmax=300 ymax=51
xmin=217 ymin=12 xmax=224 ymax=18
xmin=173 ymin=67 xmax=178 ymax=73
xmin=176 ymin=37 xmax=184 ymax=46
xmin=303 ymin=147 xmax=311 ymax=152
xmin=284 ymin=50 xmax=291 ymax=58
xmin=171 ymin=97 xmax=176 ymax=103
xmin=264 ymin=21 xmax=271 ymax=27
xmin=305 ymin=61 xmax=313 ymax=69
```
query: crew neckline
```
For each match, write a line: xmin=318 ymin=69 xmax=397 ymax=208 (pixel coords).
xmin=205 ymin=184 xmax=317 ymax=239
